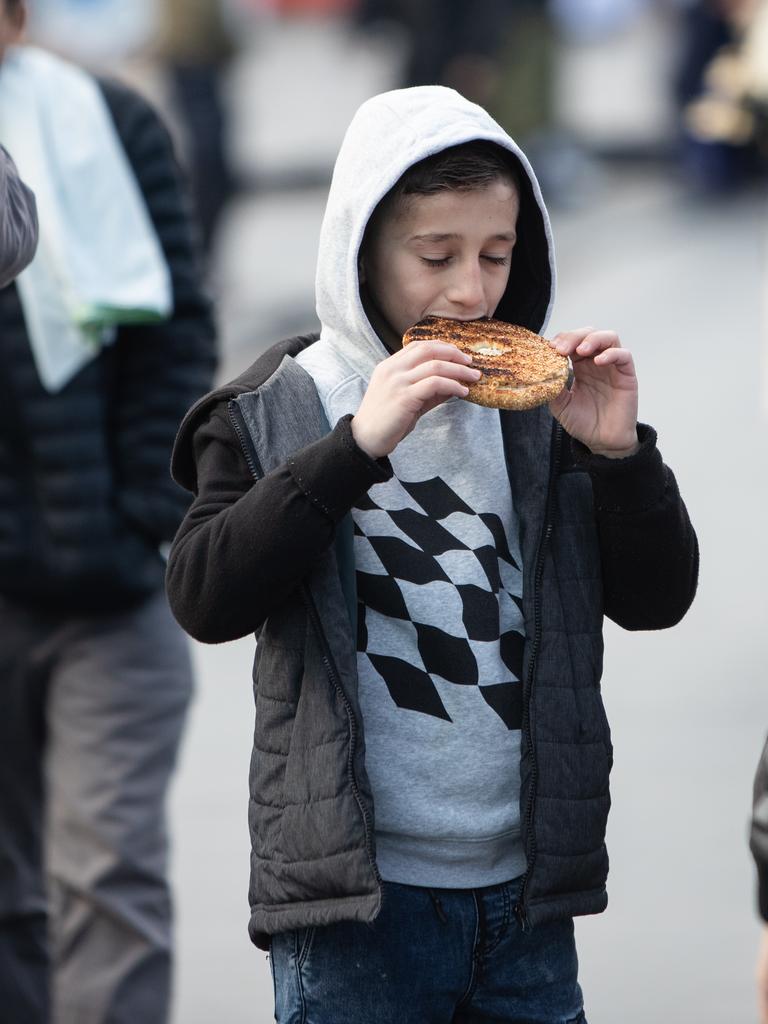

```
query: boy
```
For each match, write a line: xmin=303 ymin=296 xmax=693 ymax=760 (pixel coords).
xmin=0 ymin=144 xmax=37 ymax=286
xmin=167 ymin=86 xmax=698 ymax=1022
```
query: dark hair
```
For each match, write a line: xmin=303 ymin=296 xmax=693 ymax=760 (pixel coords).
xmin=5 ymin=0 xmax=24 ymax=17
xmin=364 ymin=141 xmax=521 ymax=247
xmin=397 ymin=140 xmax=520 ymax=198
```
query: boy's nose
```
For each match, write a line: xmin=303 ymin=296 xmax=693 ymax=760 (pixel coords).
xmin=445 ymin=261 xmax=487 ymax=315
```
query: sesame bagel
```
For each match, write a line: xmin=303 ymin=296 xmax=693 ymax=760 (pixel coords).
xmin=403 ymin=316 xmax=569 ymax=411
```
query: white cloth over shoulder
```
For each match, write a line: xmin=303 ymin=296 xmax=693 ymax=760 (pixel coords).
xmin=0 ymin=46 xmax=172 ymax=392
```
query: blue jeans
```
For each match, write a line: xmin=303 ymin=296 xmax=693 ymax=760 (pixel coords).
xmin=270 ymin=877 xmax=586 ymax=1023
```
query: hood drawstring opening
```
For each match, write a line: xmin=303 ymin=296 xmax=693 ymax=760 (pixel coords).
xmin=428 ymin=889 xmax=449 ymax=924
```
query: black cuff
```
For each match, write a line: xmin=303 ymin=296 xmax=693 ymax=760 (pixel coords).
xmin=287 ymin=414 xmax=392 ymax=522
xmin=572 ymin=423 xmax=667 ymax=513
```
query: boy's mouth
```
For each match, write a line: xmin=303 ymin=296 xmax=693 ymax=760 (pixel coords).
xmin=426 ymin=313 xmax=490 ymax=323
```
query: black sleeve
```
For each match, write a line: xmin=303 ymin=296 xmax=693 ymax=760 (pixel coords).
xmin=0 ymin=146 xmax=38 ymax=289
xmin=572 ymin=424 xmax=699 ymax=630
xmin=99 ymin=79 xmax=217 ymax=544
xmin=166 ymin=405 xmax=392 ymax=643
xmin=751 ymin=736 xmax=768 ymax=921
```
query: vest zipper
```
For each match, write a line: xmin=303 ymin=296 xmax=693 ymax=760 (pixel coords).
xmin=228 ymin=401 xmax=383 ymax=897
xmin=228 ymin=401 xmax=261 ymax=482
xmin=514 ymin=422 xmax=563 ymax=930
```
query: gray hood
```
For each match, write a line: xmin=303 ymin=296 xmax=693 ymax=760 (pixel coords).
xmin=314 ymin=85 xmax=556 ymax=381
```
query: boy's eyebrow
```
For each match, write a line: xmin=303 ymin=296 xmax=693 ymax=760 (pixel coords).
xmin=410 ymin=232 xmax=517 ymax=243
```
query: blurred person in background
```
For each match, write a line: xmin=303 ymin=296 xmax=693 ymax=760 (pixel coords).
xmin=356 ymin=0 xmax=517 ymax=109
xmin=355 ymin=0 xmax=591 ymax=206
xmin=676 ymin=0 xmax=768 ymax=191
xmin=356 ymin=0 xmax=543 ymax=121
xmin=0 ymin=145 xmax=37 ymax=287
xmin=154 ymin=0 xmax=240 ymax=255
xmin=0 ymin=2 xmax=216 ymax=1022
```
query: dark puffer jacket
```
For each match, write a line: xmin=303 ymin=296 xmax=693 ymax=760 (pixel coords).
xmin=167 ymin=335 xmax=699 ymax=948
xmin=0 ymin=77 xmax=216 ymax=612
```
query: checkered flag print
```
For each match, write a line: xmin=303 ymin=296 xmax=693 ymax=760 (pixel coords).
xmin=353 ymin=475 xmax=525 ymax=730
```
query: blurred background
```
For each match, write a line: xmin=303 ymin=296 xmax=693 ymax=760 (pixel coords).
xmin=25 ymin=0 xmax=768 ymax=1020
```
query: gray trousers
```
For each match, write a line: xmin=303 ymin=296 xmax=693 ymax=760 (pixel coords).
xmin=0 ymin=589 xmax=193 ymax=1024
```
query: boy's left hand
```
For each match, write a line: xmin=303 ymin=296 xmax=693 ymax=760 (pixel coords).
xmin=548 ymin=328 xmax=639 ymax=459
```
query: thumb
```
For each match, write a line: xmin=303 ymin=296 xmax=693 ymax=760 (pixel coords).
xmin=548 ymin=385 xmax=571 ymax=420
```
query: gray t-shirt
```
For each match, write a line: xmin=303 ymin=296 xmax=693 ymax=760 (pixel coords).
xmin=297 ymin=339 xmax=527 ymax=888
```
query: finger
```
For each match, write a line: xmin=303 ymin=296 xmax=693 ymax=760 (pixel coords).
xmin=398 ymin=339 xmax=474 ymax=366
xmin=406 ymin=359 xmax=482 ymax=385
xmin=590 ymin=347 xmax=636 ymax=374
xmin=549 ymin=326 xmax=596 ymax=356
xmin=547 ymin=384 xmax=572 ymax=419
xmin=573 ymin=331 xmax=621 ymax=358
xmin=410 ymin=376 xmax=471 ymax=405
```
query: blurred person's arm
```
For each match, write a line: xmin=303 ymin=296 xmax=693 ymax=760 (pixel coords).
xmin=752 ymin=737 xmax=768 ymax=1023
xmin=0 ymin=145 xmax=38 ymax=288
xmin=99 ymin=78 xmax=217 ymax=546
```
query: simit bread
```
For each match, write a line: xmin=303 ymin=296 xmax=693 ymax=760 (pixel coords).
xmin=402 ymin=316 xmax=569 ymax=411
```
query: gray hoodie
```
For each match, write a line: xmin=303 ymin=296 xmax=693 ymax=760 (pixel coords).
xmin=313 ymin=85 xmax=555 ymax=370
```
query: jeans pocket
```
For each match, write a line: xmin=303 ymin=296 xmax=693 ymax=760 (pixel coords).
xmin=272 ymin=929 xmax=317 ymax=1024
xmin=295 ymin=926 xmax=316 ymax=970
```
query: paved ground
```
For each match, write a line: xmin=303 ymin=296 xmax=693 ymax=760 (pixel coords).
xmin=165 ymin=15 xmax=768 ymax=1024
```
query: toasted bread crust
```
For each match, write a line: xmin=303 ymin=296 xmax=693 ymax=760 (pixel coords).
xmin=402 ymin=317 xmax=569 ymax=411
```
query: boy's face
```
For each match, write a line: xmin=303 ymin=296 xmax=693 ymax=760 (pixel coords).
xmin=361 ymin=177 xmax=520 ymax=349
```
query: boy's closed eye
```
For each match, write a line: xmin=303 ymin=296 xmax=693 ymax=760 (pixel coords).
xmin=420 ymin=254 xmax=512 ymax=268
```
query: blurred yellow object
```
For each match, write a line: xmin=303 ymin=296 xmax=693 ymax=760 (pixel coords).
xmin=741 ymin=0 xmax=768 ymax=101
xmin=684 ymin=0 xmax=768 ymax=145
xmin=685 ymin=94 xmax=755 ymax=144
xmin=705 ymin=50 xmax=751 ymax=98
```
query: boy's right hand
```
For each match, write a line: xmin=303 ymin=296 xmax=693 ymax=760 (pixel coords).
xmin=351 ymin=340 xmax=482 ymax=459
